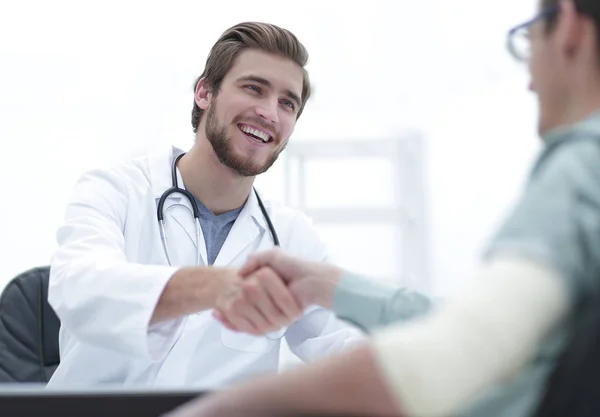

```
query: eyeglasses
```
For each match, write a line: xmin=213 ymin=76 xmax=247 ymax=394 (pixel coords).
xmin=506 ymin=5 xmax=559 ymax=62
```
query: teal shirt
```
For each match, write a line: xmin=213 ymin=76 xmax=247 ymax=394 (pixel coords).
xmin=333 ymin=272 xmax=432 ymax=332
xmin=332 ymin=110 xmax=600 ymax=417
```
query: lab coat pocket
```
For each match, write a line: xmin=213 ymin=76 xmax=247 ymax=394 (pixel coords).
xmin=220 ymin=328 xmax=277 ymax=354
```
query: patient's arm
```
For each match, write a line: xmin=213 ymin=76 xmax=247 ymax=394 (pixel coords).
xmin=371 ymin=256 xmax=570 ymax=416
xmin=163 ymin=343 xmax=401 ymax=417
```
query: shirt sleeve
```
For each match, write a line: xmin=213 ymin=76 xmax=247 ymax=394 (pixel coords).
xmin=333 ymin=271 xmax=432 ymax=332
xmin=482 ymin=138 xmax=600 ymax=302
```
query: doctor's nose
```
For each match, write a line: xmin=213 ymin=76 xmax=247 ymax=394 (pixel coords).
xmin=255 ymin=100 xmax=279 ymax=124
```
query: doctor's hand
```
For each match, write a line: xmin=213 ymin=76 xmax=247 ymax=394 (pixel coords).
xmin=239 ymin=248 xmax=343 ymax=309
xmin=214 ymin=266 xmax=303 ymax=336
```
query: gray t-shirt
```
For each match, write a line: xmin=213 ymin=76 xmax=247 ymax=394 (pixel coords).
xmin=461 ymin=111 xmax=600 ymax=417
xmin=191 ymin=193 xmax=243 ymax=265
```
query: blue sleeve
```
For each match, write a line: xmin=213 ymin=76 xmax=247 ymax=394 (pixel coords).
xmin=332 ymin=271 xmax=432 ymax=332
xmin=483 ymin=138 xmax=600 ymax=303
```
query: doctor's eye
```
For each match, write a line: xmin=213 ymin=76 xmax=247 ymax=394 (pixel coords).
xmin=280 ymin=99 xmax=295 ymax=110
xmin=245 ymin=84 xmax=262 ymax=94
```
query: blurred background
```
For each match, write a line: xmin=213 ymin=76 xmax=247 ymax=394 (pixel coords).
xmin=0 ymin=0 xmax=541 ymax=364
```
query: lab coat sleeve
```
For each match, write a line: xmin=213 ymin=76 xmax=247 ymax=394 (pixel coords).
xmin=48 ymin=166 xmax=183 ymax=362
xmin=283 ymin=213 xmax=366 ymax=361
xmin=285 ymin=306 xmax=366 ymax=361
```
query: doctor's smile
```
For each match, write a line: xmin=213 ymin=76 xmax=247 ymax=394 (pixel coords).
xmin=237 ymin=122 xmax=274 ymax=144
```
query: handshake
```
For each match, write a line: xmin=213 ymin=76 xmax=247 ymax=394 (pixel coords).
xmin=212 ymin=249 xmax=343 ymax=336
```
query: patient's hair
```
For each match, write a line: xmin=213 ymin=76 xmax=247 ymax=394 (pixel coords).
xmin=542 ymin=0 xmax=600 ymax=61
xmin=190 ymin=22 xmax=311 ymax=133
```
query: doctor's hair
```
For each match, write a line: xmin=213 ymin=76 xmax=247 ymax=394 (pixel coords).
xmin=542 ymin=0 xmax=600 ymax=60
xmin=191 ymin=21 xmax=311 ymax=133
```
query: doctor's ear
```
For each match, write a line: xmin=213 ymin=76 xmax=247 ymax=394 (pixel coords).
xmin=194 ymin=78 xmax=213 ymax=111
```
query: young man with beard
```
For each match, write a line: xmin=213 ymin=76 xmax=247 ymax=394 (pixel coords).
xmin=45 ymin=21 xmax=380 ymax=388
xmin=162 ymin=1 xmax=600 ymax=416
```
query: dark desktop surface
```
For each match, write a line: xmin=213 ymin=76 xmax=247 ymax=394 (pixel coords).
xmin=0 ymin=385 xmax=200 ymax=417
xmin=0 ymin=385 xmax=364 ymax=417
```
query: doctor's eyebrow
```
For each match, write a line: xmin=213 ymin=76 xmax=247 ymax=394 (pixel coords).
xmin=236 ymin=75 xmax=301 ymax=108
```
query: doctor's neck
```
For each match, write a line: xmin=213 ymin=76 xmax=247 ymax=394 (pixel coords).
xmin=177 ymin=140 xmax=255 ymax=215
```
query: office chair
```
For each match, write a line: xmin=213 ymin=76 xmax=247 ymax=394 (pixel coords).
xmin=533 ymin=292 xmax=600 ymax=417
xmin=0 ymin=266 xmax=60 ymax=383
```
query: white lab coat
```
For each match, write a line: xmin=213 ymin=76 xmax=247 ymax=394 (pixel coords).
xmin=47 ymin=145 xmax=363 ymax=388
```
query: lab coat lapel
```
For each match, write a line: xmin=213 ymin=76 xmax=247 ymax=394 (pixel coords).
xmin=165 ymin=171 xmax=209 ymax=266
xmin=169 ymin=204 xmax=198 ymax=248
xmin=213 ymin=190 xmax=267 ymax=267
xmin=148 ymin=144 xmax=208 ymax=266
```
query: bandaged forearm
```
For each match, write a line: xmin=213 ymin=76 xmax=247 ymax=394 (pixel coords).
xmin=371 ymin=257 xmax=571 ymax=417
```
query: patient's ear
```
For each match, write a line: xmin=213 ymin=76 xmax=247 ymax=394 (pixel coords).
xmin=555 ymin=0 xmax=588 ymax=60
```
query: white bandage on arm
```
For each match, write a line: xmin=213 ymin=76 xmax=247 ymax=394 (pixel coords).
xmin=370 ymin=257 xmax=571 ymax=417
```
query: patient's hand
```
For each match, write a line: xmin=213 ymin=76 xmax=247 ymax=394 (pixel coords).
xmin=239 ymin=248 xmax=343 ymax=309
xmin=213 ymin=266 xmax=303 ymax=335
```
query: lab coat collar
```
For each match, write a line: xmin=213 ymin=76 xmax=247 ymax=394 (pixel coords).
xmin=212 ymin=190 xmax=268 ymax=266
xmin=146 ymin=144 xmax=268 ymax=234
xmin=148 ymin=144 xmax=186 ymax=199
xmin=240 ymin=187 xmax=268 ymax=232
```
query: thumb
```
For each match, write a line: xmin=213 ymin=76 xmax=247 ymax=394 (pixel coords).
xmin=240 ymin=249 xmax=283 ymax=278
xmin=239 ymin=253 xmax=265 ymax=277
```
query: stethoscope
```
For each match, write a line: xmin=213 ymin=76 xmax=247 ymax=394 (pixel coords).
xmin=156 ymin=153 xmax=285 ymax=338
xmin=157 ymin=153 xmax=280 ymax=267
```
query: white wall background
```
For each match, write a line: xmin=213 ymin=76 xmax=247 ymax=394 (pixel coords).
xmin=0 ymin=0 xmax=541 ymax=301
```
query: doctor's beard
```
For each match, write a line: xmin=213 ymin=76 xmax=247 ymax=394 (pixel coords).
xmin=205 ymin=103 xmax=284 ymax=177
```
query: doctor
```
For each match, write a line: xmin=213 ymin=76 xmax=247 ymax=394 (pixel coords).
xmin=47 ymin=21 xmax=363 ymax=388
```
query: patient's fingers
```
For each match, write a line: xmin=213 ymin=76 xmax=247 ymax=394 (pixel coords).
xmin=239 ymin=248 xmax=283 ymax=278
xmin=213 ymin=267 xmax=302 ymax=334
xmin=238 ymin=253 xmax=264 ymax=277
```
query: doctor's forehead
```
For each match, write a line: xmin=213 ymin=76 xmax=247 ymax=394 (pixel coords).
xmin=223 ymin=49 xmax=304 ymax=97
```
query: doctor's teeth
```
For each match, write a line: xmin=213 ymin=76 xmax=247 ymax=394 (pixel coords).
xmin=240 ymin=125 xmax=270 ymax=142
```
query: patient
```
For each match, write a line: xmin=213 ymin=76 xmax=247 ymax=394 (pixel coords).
xmin=165 ymin=1 xmax=600 ymax=416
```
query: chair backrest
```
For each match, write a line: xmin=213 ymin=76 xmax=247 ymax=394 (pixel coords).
xmin=534 ymin=295 xmax=600 ymax=417
xmin=0 ymin=266 xmax=61 ymax=383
